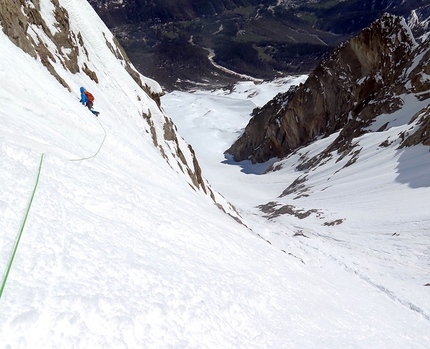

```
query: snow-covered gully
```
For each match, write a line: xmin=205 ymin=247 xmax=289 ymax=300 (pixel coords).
xmin=162 ymin=77 xmax=430 ymax=348
xmin=1 ymin=0 xmax=430 ymax=347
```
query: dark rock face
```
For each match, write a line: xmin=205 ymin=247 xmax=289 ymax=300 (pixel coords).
xmin=226 ymin=14 xmax=430 ymax=164
xmin=401 ymin=104 xmax=430 ymax=147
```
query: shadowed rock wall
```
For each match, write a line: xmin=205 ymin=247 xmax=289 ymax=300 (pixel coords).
xmin=226 ymin=14 xmax=430 ymax=164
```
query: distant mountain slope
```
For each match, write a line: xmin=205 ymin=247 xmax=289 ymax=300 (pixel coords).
xmin=226 ymin=14 xmax=430 ymax=164
xmin=89 ymin=0 xmax=263 ymax=22
xmin=88 ymin=0 xmax=430 ymax=90
xmin=313 ymin=0 xmax=428 ymax=34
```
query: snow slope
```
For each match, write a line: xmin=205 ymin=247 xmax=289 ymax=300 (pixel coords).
xmin=0 ymin=1 xmax=430 ymax=348
xmin=163 ymin=78 xmax=430 ymax=348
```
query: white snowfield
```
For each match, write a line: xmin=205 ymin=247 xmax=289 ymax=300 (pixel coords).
xmin=0 ymin=1 xmax=429 ymax=348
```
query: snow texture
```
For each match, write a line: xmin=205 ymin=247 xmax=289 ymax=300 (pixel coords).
xmin=0 ymin=0 xmax=430 ymax=348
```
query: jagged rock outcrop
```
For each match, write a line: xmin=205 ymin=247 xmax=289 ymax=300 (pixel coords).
xmin=0 ymin=0 xmax=81 ymax=90
xmin=401 ymin=104 xmax=430 ymax=147
xmin=408 ymin=7 xmax=430 ymax=37
xmin=226 ymin=14 xmax=430 ymax=164
xmin=0 ymin=0 xmax=162 ymax=99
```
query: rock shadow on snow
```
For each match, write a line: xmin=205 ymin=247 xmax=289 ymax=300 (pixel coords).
xmin=222 ymin=154 xmax=277 ymax=175
xmin=395 ymin=147 xmax=430 ymax=188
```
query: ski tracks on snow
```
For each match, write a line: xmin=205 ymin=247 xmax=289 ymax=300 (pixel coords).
xmin=294 ymin=228 xmax=430 ymax=323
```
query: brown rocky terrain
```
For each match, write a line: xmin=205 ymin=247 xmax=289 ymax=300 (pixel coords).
xmin=226 ymin=14 xmax=430 ymax=165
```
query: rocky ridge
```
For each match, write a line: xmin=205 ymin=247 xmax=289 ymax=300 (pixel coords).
xmin=0 ymin=0 xmax=241 ymax=222
xmin=226 ymin=13 xmax=430 ymax=166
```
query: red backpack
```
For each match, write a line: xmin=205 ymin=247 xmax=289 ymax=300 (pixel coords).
xmin=84 ymin=91 xmax=94 ymax=103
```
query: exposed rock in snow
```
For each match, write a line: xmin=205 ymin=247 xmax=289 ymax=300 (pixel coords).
xmin=408 ymin=6 xmax=430 ymax=38
xmin=401 ymin=104 xmax=430 ymax=147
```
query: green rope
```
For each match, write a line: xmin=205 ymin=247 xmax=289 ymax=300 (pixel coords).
xmin=70 ymin=119 xmax=107 ymax=162
xmin=0 ymin=153 xmax=45 ymax=299
xmin=1 ymin=117 xmax=106 ymax=299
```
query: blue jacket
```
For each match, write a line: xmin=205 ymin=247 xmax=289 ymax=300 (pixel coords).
xmin=80 ymin=87 xmax=88 ymax=104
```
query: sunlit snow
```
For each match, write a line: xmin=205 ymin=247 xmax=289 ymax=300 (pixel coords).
xmin=1 ymin=0 xmax=430 ymax=348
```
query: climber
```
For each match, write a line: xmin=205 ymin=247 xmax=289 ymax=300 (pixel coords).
xmin=79 ymin=87 xmax=99 ymax=116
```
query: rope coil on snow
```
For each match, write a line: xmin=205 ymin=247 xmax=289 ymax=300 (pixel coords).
xmin=0 ymin=153 xmax=45 ymax=299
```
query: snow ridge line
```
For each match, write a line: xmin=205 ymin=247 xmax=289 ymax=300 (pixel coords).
xmin=0 ymin=153 xmax=45 ymax=299
xmin=69 ymin=118 xmax=107 ymax=162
